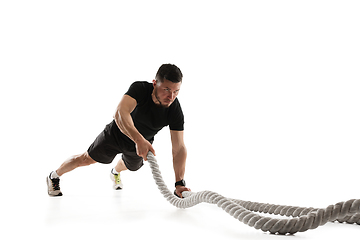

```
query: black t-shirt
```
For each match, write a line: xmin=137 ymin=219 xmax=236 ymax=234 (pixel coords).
xmin=124 ymin=81 xmax=184 ymax=142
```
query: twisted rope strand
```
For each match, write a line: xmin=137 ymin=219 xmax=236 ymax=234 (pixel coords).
xmin=146 ymin=152 xmax=360 ymax=235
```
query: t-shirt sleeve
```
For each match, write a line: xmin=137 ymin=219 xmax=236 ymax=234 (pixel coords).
xmin=125 ymin=81 xmax=147 ymax=103
xmin=169 ymin=101 xmax=185 ymax=131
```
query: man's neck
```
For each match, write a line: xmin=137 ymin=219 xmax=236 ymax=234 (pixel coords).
xmin=151 ymin=89 xmax=161 ymax=106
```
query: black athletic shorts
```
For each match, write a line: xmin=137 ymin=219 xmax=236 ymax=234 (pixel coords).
xmin=87 ymin=120 xmax=149 ymax=171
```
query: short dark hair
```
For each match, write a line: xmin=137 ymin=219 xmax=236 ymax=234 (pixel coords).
xmin=155 ymin=64 xmax=183 ymax=83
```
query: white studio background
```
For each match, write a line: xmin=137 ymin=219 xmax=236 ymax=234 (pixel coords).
xmin=1 ymin=1 xmax=359 ymax=239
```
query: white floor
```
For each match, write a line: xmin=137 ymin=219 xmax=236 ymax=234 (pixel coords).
xmin=3 ymin=153 xmax=360 ymax=240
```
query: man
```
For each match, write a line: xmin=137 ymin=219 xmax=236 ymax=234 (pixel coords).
xmin=46 ymin=64 xmax=191 ymax=198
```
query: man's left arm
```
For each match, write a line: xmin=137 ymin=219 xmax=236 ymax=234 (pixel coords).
xmin=170 ymin=130 xmax=191 ymax=198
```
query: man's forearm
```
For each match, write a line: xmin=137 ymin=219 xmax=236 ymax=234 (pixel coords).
xmin=173 ymin=146 xmax=187 ymax=182
xmin=113 ymin=95 xmax=155 ymax=160
xmin=114 ymin=110 xmax=144 ymax=143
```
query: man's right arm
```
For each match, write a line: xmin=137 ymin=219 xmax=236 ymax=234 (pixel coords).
xmin=113 ymin=95 xmax=155 ymax=160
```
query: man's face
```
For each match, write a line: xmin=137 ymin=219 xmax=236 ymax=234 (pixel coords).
xmin=152 ymin=79 xmax=181 ymax=108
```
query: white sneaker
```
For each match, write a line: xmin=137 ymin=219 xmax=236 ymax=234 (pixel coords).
xmin=110 ymin=171 xmax=123 ymax=190
xmin=46 ymin=172 xmax=63 ymax=196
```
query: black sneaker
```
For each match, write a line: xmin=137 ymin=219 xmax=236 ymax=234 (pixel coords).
xmin=46 ymin=172 xmax=63 ymax=196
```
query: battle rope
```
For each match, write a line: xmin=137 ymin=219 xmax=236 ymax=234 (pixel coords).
xmin=146 ymin=152 xmax=360 ymax=235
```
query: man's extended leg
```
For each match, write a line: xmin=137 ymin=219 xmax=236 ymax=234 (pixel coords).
xmin=56 ymin=152 xmax=97 ymax=176
xmin=47 ymin=152 xmax=96 ymax=196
